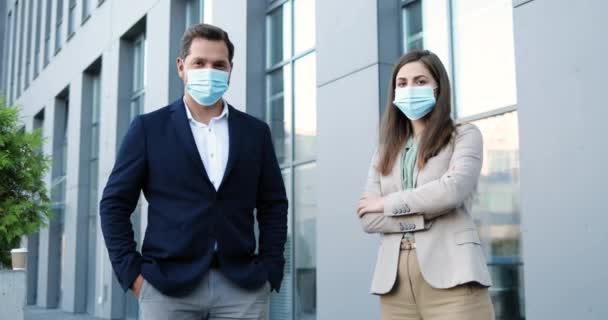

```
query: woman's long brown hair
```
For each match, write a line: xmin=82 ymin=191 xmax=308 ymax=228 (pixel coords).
xmin=377 ymin=50 xmax=456 ymax=176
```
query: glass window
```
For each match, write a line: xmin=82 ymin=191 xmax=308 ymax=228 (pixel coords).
xmin=7 ymin=10 xmax=15 ymax=103
xmin=86 ymin=74 xmax=101 ymax=315
xmin=25 ymin=0 xmax=35 ymax=88
xmin=294 ymin=52 xmax=316 ymax=162
xmin=56 ymin=0 xmax=64 ymax=53
xmin=34 ymin=0 xmax=43 ymax=77
xmin=185 ymin=0 xmax=203 ymax=29
xmin=294 ymin=163 xmax=317 ymax=319
xmin=266 ymin=1 xmax=316 ymax=319
xmin=402 ymin=0 xmax=423 ymax=52
xmin=293 ymin=0 xmax=315 ymax=55
xmin=44 ymin=0 xmax=52 ymax=66
xmin=451 ymin=0 xmax=517 ymax=118
xmin=471 ymin=111 xmax=524 ymax=320
xmin=17 ymin=0 xmax=25 ymax=96
xmin=269 ymin=169 xmax=294 ymax=320
xmin=83 ymin=0 xmax=95 ymax=21
xmin=266 ymin=2 xmax=292 ymax=67
xmin=130 ymin=34 xmax=146 ymax=121
xmin=267 ymin=66 xmax=292 ymax=165
xmin=50 ymin=100 xmax=69 ymax=307
xmin=68 ymin=0 xmax=76 ymax=37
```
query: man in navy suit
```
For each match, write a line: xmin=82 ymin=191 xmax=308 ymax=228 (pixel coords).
xmin=100 ymin=23 xmax=288 ymax=319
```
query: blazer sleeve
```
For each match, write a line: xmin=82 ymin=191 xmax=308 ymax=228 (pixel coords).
xmin=256 ymin=124 xmax=289 ymax=292
xmin=99 ymin=116 xmax=147 ymax=292
xmin=359 ymin=149 xmax=427 ymax=234
xmin=383 ymin=123 xmax=483 ymax=220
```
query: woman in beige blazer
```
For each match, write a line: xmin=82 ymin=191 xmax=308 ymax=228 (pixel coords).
xmin=357 ymin=50 xmax=495 ymax=320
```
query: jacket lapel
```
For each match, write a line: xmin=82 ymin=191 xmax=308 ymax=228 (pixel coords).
xmin=170 ymin=98 xmax=214 ymax=189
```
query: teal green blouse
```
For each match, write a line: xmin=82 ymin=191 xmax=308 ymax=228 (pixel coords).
xmin=401 ymin=138 xmax=418 ymax=239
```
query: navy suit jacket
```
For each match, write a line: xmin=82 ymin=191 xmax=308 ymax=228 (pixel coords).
xmin=99 ymin=98 xmax=288 ymax=296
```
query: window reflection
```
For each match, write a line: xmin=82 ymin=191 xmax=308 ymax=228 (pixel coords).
xmin=452 ymin=0 xmax=517 ymax=117
xmin=294 ymin=0 xmax=315 ymax=54
xmin=295 ymin=163 xmax=317 ymax=320
xmin=267 ymin=3 xmax=292 ymax=67
xmin=472 ymin=111 xmax=524 ymax=320
xmin=268 ymin=66 xmax=293 ymax=165
xmin=402 ymin=0 xmax=423 ymax=52
xmin=294 ymin=53 xmax=316 ymax=162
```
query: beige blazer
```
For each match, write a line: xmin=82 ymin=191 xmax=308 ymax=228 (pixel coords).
xmin=360 ymin=123 xmax=492 ymax=295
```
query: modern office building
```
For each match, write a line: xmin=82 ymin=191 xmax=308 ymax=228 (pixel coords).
xmin=1 ymin=0 xmax=606 ymax=319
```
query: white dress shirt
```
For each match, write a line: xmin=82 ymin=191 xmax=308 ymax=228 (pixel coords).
xmin=184 ymin=99 xmax=230 ymax=190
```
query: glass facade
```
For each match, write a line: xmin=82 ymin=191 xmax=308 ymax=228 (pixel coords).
xmin=56 ymin=0 xmax=64 ymax=53
xmin=34 ymin=0 xmax=43 ymax=77
xmin=68 ymin=0 xmax=76 ymax=37
xmin=130 ymin=34 xmax=146 ymax=122
xmin=25 ymin=0 xmax=34 ymax=89
xmin=17 ymin=0 xmax=25 ymax=96
xmin=402 ymin=0 xmax=424 ymax=52
xmin=86 ymin=73 xmax=102 ymax=315
xmin=185 ymin=0 xmax=204 ymax=29
xmin=51 ymin=97 xmax=69 ymax=308
xmin=451 ymin=0 xmax=517 ymax=118
xmin=401 ymin=1 xmax=523 ymax=318
xmin=83 ymin=0 xmax=95 ymax=21
xmin=266 ymin=1 xmax=317 ymax=319
xmin=44 ymin=0 xmax=52 ymax=66
xmin=7 ymin=9 xmax=15 ymax=104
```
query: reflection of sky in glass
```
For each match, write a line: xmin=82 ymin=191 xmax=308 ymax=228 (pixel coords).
xmin=294 ymin=53 xmax=316 ymax=161
xmin=294 ymin=0 xmax=315 ymax=55
xmin=295 ymin=53 xmax=316 ymax=136
xmin=421 ymin=0 xmax=452 ymax=77
xmin=452 ymin=0 xmax=517 ymax=118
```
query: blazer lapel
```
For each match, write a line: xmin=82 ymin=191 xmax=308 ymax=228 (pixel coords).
xmin=413 ymin=162 xmax=420 ymax=188
xmin=218 ymin=104 xmax=241 ymax=189
xmin=170 ymin=99 xmax=214 ymax=189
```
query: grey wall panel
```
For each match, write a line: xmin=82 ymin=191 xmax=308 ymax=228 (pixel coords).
xmin=514 ymin=0 xmax=608 ymax=319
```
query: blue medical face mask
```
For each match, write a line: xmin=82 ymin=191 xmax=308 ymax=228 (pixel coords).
xmin=393 ymin=86 xmax=437 ymax=120
xmin=186 ymin=68 xmax=230 ymax=106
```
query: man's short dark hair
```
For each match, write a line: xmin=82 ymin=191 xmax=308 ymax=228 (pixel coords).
xmin=180 ymin=24 xmax=234 ymax=63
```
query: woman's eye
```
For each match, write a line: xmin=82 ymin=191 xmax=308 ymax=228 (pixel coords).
xmin=397 ymin=82 xmax=406 ymax=88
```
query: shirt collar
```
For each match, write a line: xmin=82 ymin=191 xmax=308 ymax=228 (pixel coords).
xmin=183 ymin=98 xmax=229 ymax=124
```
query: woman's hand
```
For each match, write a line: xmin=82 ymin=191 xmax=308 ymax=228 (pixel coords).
xmin=357 ymin=193 xmax=385 ymax=217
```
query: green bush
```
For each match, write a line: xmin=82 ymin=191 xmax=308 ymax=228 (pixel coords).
xmin=0 ymin=98 xmax=52 ymax=268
